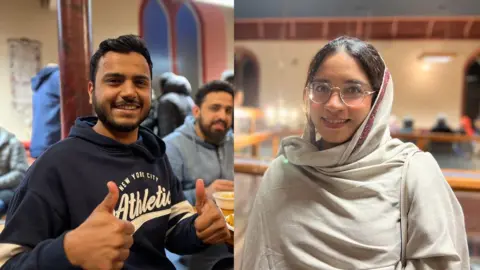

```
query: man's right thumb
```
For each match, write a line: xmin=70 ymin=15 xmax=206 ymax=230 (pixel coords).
xmin=96 ymin=181 xmax=119 ymax=213
xmin=195 ymin=179 xmax=206 ymax=214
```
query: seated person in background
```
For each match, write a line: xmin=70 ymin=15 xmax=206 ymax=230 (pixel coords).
xmin=475 ymin=117 xmax=480 ymax=134
xmin=430 ymin=113 xmax=454 ymax=133
xmin=400 ymin=116 xmax=414 ymax=134
xmin=0 ymin=34 xmax=229 ymax=270
xmin=221 ymin=70 xmax=233 ymax=85
xmin=157 ymin=75 xmax=195 ymax=138
xmin=460 ymin=115 xmax=475 ymax=136
xmin=0 ymin=127 xmax=29 ymax=216
xmin=142 ymin=71 xmax=176 ymax=134
xmin=164 ymin=80 xmax=234 ymax=270
xmin=30 ymin=63 xmax=61 ymax=158
xmin=457 ymin=115 xmax=476 ymax=158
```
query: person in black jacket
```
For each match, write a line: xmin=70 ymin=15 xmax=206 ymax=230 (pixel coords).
xmin=0 ymin=34 xmax=230 ymax=270
xmin=157 ymin=75 xmax=195 ymax=138
xmin=141 ymin=71 xmax=176 ymax=134
xmin=430 ymin=114 xmax=454 ymax=133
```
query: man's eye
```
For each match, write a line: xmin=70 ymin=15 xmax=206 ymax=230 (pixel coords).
xmin=108 ymin=79 xmax=122 ymax=84
xmin=135 ymin=80 xmax=148 ymax=86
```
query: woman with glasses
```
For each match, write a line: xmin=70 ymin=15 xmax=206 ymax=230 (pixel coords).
xmin=240 ymin=36 xmax=469 ymax=269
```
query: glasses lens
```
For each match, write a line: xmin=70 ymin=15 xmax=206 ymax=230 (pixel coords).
xmin=310 ymin=83 xmax=369 ymax=106
xmin=341 ymin=85 xmax=366 ymax=106
xmin=310 ymin=83 xmax=331 ymax=103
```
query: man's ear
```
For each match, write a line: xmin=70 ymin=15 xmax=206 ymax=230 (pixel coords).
xmin=193 ymin=105 xmax=200 ymax=118
xmin=88 ymin=81 xmax=94 ymax=104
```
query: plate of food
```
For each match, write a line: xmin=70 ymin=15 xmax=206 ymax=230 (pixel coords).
xmin=225 ymin=213 xmax=234 ymax=232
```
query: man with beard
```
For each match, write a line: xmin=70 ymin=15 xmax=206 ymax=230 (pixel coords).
xmin=0 ymin=35 xmax=230 ymax=270
xmin=163 ymin=80 xmax=234 ymax=270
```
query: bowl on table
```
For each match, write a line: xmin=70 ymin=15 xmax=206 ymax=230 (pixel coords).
xmin=212 ymin=191 xmax=234 ymax=210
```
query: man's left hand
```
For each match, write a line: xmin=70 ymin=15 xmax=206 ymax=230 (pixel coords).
xmin=194 ymin=179 xmax=231 ymax=244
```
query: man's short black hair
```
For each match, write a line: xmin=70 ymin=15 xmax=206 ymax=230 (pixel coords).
xmin=195 ymin=80 xmax=235 ymax=106
xmin=90 ymin=34 xmax=153 ymax=85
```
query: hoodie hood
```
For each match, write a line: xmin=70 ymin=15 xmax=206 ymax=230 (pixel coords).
xmin=175 ymin=115 xmax=232 ymax=149
xmin=31 ymin=66 xmax=59 ymax=91
xmin=162 ymin=75 xmax=192 ymax=95
xmin=68 ymin=116 xmax=165 ymax=162
xmin=0 ymin=127 xmax=14 ymax=148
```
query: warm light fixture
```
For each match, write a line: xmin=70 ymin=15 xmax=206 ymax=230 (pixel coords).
xmin=266 ymin=108 xmax=275 ymax=120
xmin=418 ymin=53 xmax=456 ymax=64
xmin=193 ymin=0 xmax=233 ymax=7
xmin=422 ymin=63 xmax=431 ymax=71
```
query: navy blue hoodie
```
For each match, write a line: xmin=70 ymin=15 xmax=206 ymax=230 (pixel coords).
xmin=0 ymin=117 xmax=207 ymax=269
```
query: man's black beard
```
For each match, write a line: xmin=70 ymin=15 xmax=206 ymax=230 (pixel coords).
xmin=92 ymin=93 xmax=149 ymax=133
xmin=198 ymin=115 xmax=228 ymax=145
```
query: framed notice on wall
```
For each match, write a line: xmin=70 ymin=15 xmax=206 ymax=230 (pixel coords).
xmin=8 ymin=38 xmax=42 ymax=137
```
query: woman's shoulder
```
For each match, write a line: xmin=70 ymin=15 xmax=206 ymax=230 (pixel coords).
xmin=405 ymin=151 xmax=450 ymax=195
xmin=257 ymin=155 xmax=298 ymax=195
xmin=408 ymin=151 xmax=442 ymax=175
xmin=264 ymin=154 xmax=294 ymax=177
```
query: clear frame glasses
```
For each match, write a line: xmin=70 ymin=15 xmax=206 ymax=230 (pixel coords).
xmin=307 ymin=82 xmax=376 ymax=107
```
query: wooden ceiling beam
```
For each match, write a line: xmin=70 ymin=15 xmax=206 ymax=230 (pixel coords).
xmin=289 ymin=20 xmax=296 ymax=38
xmin=322 ymin=21 xmax=329 ymax=39
xmin=235 ymin=16 xmax=480 ymax=40
xmin=391 ymin=19 xmax=398 ymax=38
xmin=257 ymin=22 xmax=264 ymax=39
xmin=426 ymin=20 xmax=436 ymax=38
xmin=464 ymin=19 xmax=474 ymax=38
xmin=356 ymin=20 xmax=363 ymax=37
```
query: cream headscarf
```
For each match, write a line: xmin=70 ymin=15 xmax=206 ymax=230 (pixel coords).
xmin=240 ymin=66 xmax=469 ymax=269
xmin=291 ymin=68 xmax=418 ymax=170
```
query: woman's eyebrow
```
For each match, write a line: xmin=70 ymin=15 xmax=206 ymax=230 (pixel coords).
xmin=311 ymin=78 xmax=330 ymax=83
xmin=345 ymin=79 xmax=367 ymax=85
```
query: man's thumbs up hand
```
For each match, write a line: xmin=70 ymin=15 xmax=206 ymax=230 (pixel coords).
xmin=194 ymin=179 xmax=230 ymax=245
xmin=64 ymin=181 xmax=135 ymax=270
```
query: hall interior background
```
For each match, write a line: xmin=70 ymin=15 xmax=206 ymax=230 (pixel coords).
xmin=0 ymin=0 xmax=234 ymax=141
xmin=233 ymin=0 xmax=480 ymax=267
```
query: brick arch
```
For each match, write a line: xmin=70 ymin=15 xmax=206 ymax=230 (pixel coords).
xmin=140 ymin=0 xmax=228 ymax=84
xmin=175 ymin=2 xmax=202 ymax=92
xmin=190 ymin=2 xmax=227 ymax=82
xmin=139 ymin=0 xmax=172 ymax=76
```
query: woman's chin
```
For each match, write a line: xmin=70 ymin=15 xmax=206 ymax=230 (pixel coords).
xmin=318 ymin=129 xmax=352 ymax=145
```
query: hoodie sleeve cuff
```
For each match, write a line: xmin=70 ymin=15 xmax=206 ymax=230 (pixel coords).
xmin=39 ymin=232 xmax=80 ymax=270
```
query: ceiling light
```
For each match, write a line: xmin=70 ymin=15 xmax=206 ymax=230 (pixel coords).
xmin=418 ymin=53 xmax=456 ymax=64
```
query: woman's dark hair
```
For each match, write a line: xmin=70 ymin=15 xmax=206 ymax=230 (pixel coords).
xmin=90 ymin=34 xmax=153 ymax=85
xmin=304 ymin=36 xmax=385 ymax=104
